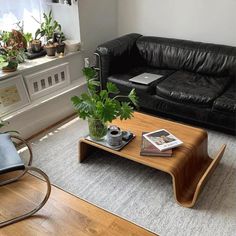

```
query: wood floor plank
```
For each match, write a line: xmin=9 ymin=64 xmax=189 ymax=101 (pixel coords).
xmin=0 ymin=174 xmax=157 ymax=236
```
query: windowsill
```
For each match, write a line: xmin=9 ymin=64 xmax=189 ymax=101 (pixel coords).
xmin=0 ymin=50 xmax=82 ymax=81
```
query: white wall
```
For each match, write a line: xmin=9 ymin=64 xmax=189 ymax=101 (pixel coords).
xmin=52 ymin=3 xmax=81 ymax=41
xmin=78 ymin=0 xmax=118 ymax=58
xmin=118 ymin=0 xmax=236 ymax=46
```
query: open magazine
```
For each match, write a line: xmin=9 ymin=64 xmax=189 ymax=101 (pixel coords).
xmin=143 ymin=129 xmax=183 ymax=151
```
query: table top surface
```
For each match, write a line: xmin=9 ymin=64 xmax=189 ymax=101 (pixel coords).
xmin=81 ymin=112 xmax=207 ymax=173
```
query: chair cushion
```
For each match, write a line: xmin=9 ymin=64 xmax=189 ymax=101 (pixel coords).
xmin=213 ymin=83 xmax=236 ymax=113
xmin=108 ymin=66 xmax=175 ymax=95
xmin=0 ymin=134 xmax=25 ymax=174
xmin=155 ymin=71 xmax=232 ymax=106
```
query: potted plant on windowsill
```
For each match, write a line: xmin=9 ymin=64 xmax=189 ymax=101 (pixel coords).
xmin=54 ymin=32 xmax=66 ymax=54
xmin=71 ymin=67 xmax=138 ymax=141
xmin=30 ymin=28 xmax=43 ymax=53
xmin=35 ymin=10 xmax=64 ymax=57
xmin=0 ymin=30 xmax=26 ymax=72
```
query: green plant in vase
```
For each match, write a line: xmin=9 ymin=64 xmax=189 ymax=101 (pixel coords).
xmin=71 ymin=67 xmax=138 ymax=140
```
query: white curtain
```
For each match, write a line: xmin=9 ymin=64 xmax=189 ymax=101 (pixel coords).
xmin=0 ymin=0 xmax=48 ymax=35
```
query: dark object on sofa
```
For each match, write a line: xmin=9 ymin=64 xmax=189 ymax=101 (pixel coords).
xmin=0 ymin=134 xmax=51 ymax=228
xmin=95 ymin=33 xmax=236 ymax=135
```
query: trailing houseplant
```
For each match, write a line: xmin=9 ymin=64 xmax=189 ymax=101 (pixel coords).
xmin=0 ymin=30 xmax=26 ymax=72
xmin=71 ymin=67 xmax=138 ymax=140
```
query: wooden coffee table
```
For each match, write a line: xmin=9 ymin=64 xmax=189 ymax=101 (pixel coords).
xmin=79 ymin=112 xmax=226 ymax=208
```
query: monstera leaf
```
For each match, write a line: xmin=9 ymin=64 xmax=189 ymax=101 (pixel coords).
xmin=71 ymin=67 xmax=138 ymax=123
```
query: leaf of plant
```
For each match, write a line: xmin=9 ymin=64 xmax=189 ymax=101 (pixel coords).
xmin=58 ymin=24 xmax=62 ymax=31
xmin=128 ymin=88 xmax=138 ymax=106
xmin=96 ymin=99 xmax=117 ymax=122
xmin=72 ymin=94 xmax=95 ymax=120
xmin=83 ymin=67 xmax=97 ymax=79
xmin=99 ymin=90 xmax=108 ymax=101
xmin=71 ymin=96 xmax=81 ymax=106
xmin=113 ymin=99 xmax=121 ymax=110
xmin=87 ymin=79 xmax=100 ymax=95
xmin=49 ymin=10 xmax=52 ymax=18
xmin=106 ymin=82 xmax=119 ymax=94
xmin=88 ymin=78 xmax=100 ymax=87
xmin=80 ymin=93 xmax=92 ymax=101
xmin=119 ymin=102 xmax=134 ymax=120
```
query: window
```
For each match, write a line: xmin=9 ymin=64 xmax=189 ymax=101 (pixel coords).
xmin=0 ymin=0 xmax=47 ymax=36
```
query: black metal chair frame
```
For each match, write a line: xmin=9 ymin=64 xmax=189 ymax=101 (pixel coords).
xmin=0 ymin=135 xmax=51 ymax=228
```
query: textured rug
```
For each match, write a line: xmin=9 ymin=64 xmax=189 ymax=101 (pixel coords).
xmin=21 ymin=117 xmax=236 ymax=236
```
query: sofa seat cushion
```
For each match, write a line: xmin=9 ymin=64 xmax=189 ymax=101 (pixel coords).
xmin=108 ymin=66 xmax=175 ymax=95
xmin=213 ymin=84 xmax=236 ymax=113
xmin=155 ymin=71 xmax=231 ymax=106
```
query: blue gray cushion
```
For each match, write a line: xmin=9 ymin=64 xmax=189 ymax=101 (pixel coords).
xmin=0 ymin=133 xmax=25 ymax=174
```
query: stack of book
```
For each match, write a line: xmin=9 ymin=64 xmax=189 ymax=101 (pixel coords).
xmin=140 ymin=129 xmax=183 ymax=157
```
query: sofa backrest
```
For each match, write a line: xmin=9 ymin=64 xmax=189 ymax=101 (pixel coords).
xmin=136 ymin=36 xmax=236 ymax=77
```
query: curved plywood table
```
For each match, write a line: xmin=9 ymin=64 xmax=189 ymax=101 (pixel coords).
xmin=79 ymin=112 xmax=226 ymax=208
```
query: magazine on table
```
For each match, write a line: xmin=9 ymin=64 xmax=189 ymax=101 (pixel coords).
xmin=143 ymin=129 xmax=183 ymax=151
xmin=140 ymin=132 xmax=172 ymax=157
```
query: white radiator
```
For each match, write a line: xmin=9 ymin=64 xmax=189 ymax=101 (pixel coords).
xmin=25 ymin=63 xmax=71 ymax=100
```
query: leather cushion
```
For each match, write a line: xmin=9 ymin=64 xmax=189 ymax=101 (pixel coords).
xmin=136 ymin=36 xmax=236 ymax=77
xmin=108 ymin=66 xmax=175 ymax=95
xmin=156 ymin=71 xmax=231 ymax=105
xmin=0 ymin=134 xmax=25 ymax=174
xmin=149 ymin=94 xmax=236 ymax=134
xmin=213 ymin=83 xmax=236 ymax=113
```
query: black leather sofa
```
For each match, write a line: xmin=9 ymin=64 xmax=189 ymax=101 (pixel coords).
xmin=95 ymin=33 xmax=236 ymax=134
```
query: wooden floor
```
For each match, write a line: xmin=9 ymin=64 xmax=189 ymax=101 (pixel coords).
xmin=0 ymin=173 xmax=157 ymax=236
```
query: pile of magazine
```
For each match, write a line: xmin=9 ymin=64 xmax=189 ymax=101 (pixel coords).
xmin=140 ymin=129 xmax=183 ymax=157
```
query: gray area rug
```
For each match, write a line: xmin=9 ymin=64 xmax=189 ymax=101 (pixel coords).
xmin=22 ymin=117 xmax=236 ymax=236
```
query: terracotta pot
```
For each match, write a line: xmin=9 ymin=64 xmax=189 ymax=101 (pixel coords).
xmin=45 ymin=46 xmax=57 ymax=56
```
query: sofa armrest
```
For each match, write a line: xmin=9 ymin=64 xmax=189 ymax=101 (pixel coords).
xmin=95 ymin=33 xmax=142 ymax=89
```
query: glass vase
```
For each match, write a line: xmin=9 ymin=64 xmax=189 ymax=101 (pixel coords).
xmin=88 ymin=118 xmax=108 ymax=141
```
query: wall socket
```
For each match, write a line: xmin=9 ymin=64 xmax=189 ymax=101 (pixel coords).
xmin=84 ymin=58 xmax=90 ymax=68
